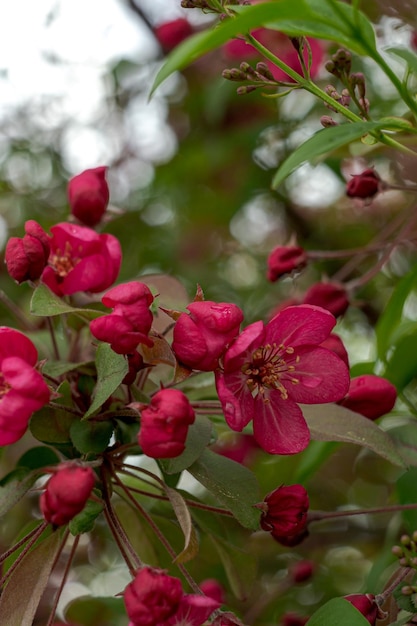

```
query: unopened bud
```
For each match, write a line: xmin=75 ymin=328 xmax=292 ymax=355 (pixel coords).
xmin=351 ymin=72 xmax=366 ymax=99
xmin=222 ymin=68 xmax=248 ymax=81
xmin=401 ymin=534 xmax=411 ymax=546
xmin=320 ymin=115 xmax=338 ymax=127
xmin=402 ymin=586 xmax=414 ymax=596
xmin=256 ymin=62 xmax=275 ymax=81
xmin=391 ymin=545 xmax=404 ymax=557
xmin=240 ymin=61 xmax=256 ymax=77
xmin=236 ymin=85 xmax=258 ymax=95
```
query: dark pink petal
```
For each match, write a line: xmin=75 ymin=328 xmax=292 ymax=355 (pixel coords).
xmin=266 ymin=305 xmax=336 ymax=348
xmin=2 ymin=357 xmax=50 ymax=407
xmin=0 ymin=327 xmax=38 ymax=366
xmin=216 ymin=370 xmax=254 ymax=431
xmin=286 ymin=347 xmax=350 ymax=404
xmin=173 ymin=594 xmax=220 ymax=625
xmin=222 ymin=320 xmax=265 ymax=372
xmin=252 ymin=394 xmax=310 ymax=455
xmin=102 ymin=281 xmax=154 ymax=308
xmin=172 ymin=312 xmax=208 ymax=365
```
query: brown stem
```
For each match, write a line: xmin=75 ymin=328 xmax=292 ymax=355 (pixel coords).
xmin=308 ymin=502 xmax=417 ymax=524
xmin=45 ymin=528 xmax=72 ymax=626
xmin=0 ymin=522 xmax=47 ymax=565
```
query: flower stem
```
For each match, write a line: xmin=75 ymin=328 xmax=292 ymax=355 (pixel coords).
xmin=309 ymin=502 xmax=417 ymax=524
xmin=0 ymin=521 xmax=49 ymax=589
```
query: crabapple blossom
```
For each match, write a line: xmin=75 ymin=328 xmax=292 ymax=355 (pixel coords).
xmin=346 ymin=168 xmax=382 ymax=199
xmin=68 ymin=166 xmax=109 ymax=227
xmin=0 ymin=327 xmax=50 ymax=446
xmin=258 ymin=484 xmax=309 ymax=546
xmin=302 ymin=282 xmax=349 ymax=318
xmin=5 ymin=220 xmax=50 ymax=283
xmin=40 ymin=464 xmax=96 ymax=527
xmin=41 ymin=222 xmax=121 ymax=296
xmin=339 ymin=374 xmax=397 ymax=420
xmin=124 ymin=567 xmax=219 ymax=626
xmin=266 ymin=245 xmax=307 ymax=282
xmin=90 ymin=281 xmax=154 ymax=354
xmin=172 ymin=300 xmax=243 ymax=371
xmin=138 ymin=389 xmax=195 ymax=459
xmin=215 ymin=305 xmax=350 ymax=454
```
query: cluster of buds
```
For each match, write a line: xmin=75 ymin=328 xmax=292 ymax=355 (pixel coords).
xmin=222 ymin=61 xmax=279 ymax=95
xmin=392 ymin=532 xmax=417 ymax=570
xmin=322 ymin=48 xmax=369 ymax=125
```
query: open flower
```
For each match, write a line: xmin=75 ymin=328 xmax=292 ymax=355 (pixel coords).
xmin=0 ymin=327 xmax=50 ymax=446
xmin=41 ymin=222 xmax=121 ymax=296
xmin=124 ymin=567 xmax=219 ymax=626
xmin=215 ymin=305 xmax=349 ymax=454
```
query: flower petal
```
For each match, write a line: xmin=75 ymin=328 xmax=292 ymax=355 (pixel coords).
xmin=252 ymin=394 xmax=310 ymax=455
xmin=215 ymin=370 xmax=254 ymax=431
xmin=223 ymin=320 xmax=265 ymax=372
xmin=266 ymin=305 xmax=336 ymax=348
xmin=287 ymin=347 xmax=350 ymax=404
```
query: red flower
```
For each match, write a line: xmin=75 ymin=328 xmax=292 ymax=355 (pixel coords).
xmin=346 ymin=168 xmax=381 ymax=199
xmin=215 ymin=305 xmax=350 ymax=455
xmin=68 ymin=166 xmax=109 ymax=227
xmin=212 ymin=433 xmax=260 ymax=466
xmin=124 ymin=567 xmax=219 ymax=626
xmin=345 ymin=594 xmax=379 ymax=625
xmin=41 ymin=222 xmax=121 ymax=296
xmin=0 ymin=327 xmax=50 ymax=446
xmin=172 ymin=301 xmax=244 ymax=371
xmin=138 ymin=389 xmax=195 ymax=459
xmin=40 ymin=464 xmax=95 ymax=526
xmin=5 ymin=220 xmax=50 ymax=284
xmin=302 ymin=282 xmax=349 ymax=318
xmin=155 ymin=18 xmax=194 ymax=52
xmin=339 ymin=374 xmax=397 ymax=420
xmin=90 ymin=282 xmax=154 ymax=354
xmin=267 ymin=245 xmax=307 ymax=282
xmin=258 ymin=484 xmax=309 ymax=546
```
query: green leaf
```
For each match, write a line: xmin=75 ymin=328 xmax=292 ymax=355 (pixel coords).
xmin=70 ymin=418 xmax=114 ymax=454
xmin=0 ymin=529 xmax=64 ymax=626
xmin=0 ymin=469 xmax=38 ymax=517
xmin=42 ymin=359 xmax=93 ymax=378
xmin=376 ymin=263 xmax=417 ymax=359
xmin=30 ymin=283 xmax=100 ymax=318
xmin=65 ymin=596 xmax=127 ymax=626
xmin=160 ymin=415 xmax=213 ymax=475
xmin=17 ymin=446 xmax=60 ymax=471
xmin=387 ymin=47 xmax=417 ymax=75
xmin=69 ymin=494 xmax=104 ymax=535
xmin=164 ymin=486 xmax=199 ymax=564
xmin=187 ymin=449 xmax=260 ymax=529
xmin=150 ymin=0 xmax=377 ymax=96
xmin=30 ymin=380 xmax=75 ymax=444
xmin=83 ymin=343 xmax=128 ymax=419
xmin=210 ymin=535 xmax=257 ymax=601
xmin=271 ymin=120 xmax=409 ymax=189
xmin=307 ymin=598 xmax=372 ymax=625
xmin=302 ymin=403 xmax=407 ymax=468
xmin=382 ymin=330 xmax=417 ymax=391
xmin=396 ymin=468 xmax=417 ymax=533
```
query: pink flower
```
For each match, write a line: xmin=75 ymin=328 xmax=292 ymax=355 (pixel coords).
xmin=138 ymin=389 xmax=195 ymax=459
xmin=302 ymin=282 xmax=349 ymax=318
xmin=215 ymin=305 xmax=350 ymax=455
xmin=338 ymin=374 xmax=397 ymax=420
xmin=40 ymin=463 xmax=95 ymax=527
xmin=155 ymin=18 xmax=194 ymax=52
xmin=41 ymin=222 xmax=121 ymax=296
xmin=124 ymin=567 xmax=219 ymax=626
xmin=0 ymin=327 xmax=50 ymax=446
xmin=5 ymin=220 xmax=50 ymax=283
xmin=68 ymin=166 xmax=109 ymax=227
xmin=267 ymin=245 xmax=307 ymax=282
xmin=200 ymin=579 xmax=225 ymax=605
xmin=172 ymin=301 xmax=243 ymax=371
xmin=90 ymin=282 xmax=154 ymax=354
xmin=346 ymin=168 xmax=381 ymax=199
xmin=344 ymin=594 xmax=379 ymax=625
xmin=258 ymin=484 xmax=309 ymax=546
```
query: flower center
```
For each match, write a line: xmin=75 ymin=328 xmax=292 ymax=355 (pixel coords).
xmin=0 ymin=373 xmax=11 ymax=399
xmin=50 ymin=241 xmax=80 ymax=278
xmin=243 ymin=343 xmax=299 ymax=400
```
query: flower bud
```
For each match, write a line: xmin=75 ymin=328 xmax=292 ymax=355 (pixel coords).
xmin=5 ymin=220 xmax=50 ymax=283
xmin=155 ymin=18 xmax=193 ymax=52
xmin=338 ymin=374 xmax=397 ymax=420
xmin=40 ymin=464 xmax=95 ymax=527
xmin=267 ymin=245 xmax=307 ymax=282
xmin=289 ymin=560 xmax=315 ymax=583
xmin=172 ymin=301 xmax=243 ymax=371
xmin=90 ymin=281 xmax=154 ymax=354
xmin=68 ymin=167 xmax=109 ymax=227
xmin=344 ymin=594 xmax=378 ymax=625
xmin=346 ymin=168 xmax=381 ymax=199
xmin=200 ymin=579 xmax=226 ymax=604
xmin=139 ymin=389 xmax=195 ymax=459
xmin=281 ymin=613 xmax=308 ymax=626
xmin=258 ymin=484 xmax=309 ymax=546
xmin=302 ymin=282 xmax=349 ymax=317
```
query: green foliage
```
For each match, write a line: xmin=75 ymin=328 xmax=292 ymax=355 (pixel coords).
xmin=307 ymin=597 xmax=372 ymax=625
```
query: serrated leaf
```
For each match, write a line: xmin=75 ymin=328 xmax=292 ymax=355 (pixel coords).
xmin=69 ymin=495 xmax=104 ymax=535
xmin=187 ymin=449 xmax=260 ymax=529
xmin=271 ymin=120 xmax=409 ymax=189
xmin=83 ymin=343 xmax=128 ymax=419
xmin=164 ymin=486 xmax=199 ymax=564
xmin=307 ymin=598 xmax=372 ymax=625
xmin=160 ymin=416 xmax=213 ymax=475
xmin=0 ymin=529 xmax=64 ymax=626
xmin=30 ymin=283 xmax=100 ymax=319
xmin=302 ymin=403 xmax=407 ymax=468
xmin=70 ymin=419 xmax=114 ymax=454
xmin=42 ymin=359 xmax=93 ymax=378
